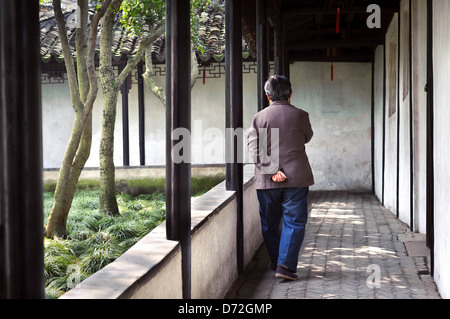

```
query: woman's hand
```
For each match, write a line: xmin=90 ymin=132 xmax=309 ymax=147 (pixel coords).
xmin=272 ymin=170 xmax=287 ymax=183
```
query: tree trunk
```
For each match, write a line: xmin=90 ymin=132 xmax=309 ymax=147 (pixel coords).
xmin=62 ymin=112 xmax=93 ymax=215
xmin=98 ymin=0 xmax=123 ymax=216
xmin=45 ymin=0 xmax=110 ymax=238
xmin=45 ymin=113 xmax=92 ymax=238
xmin=99 ymin=78 xmax=120 ymax=216
xmin=97 ymin=1 xmax=165 ymax=215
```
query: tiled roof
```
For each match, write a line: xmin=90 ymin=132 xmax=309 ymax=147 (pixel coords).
xmin=39 ymin=1 xmax=253 ymax=65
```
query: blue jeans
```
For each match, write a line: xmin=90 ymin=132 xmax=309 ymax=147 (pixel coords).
xmin=257 ymin=187 xmax=309 ymax=272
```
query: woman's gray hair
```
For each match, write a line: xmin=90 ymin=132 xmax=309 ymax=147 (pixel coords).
xmin=264 ymin=75 xmax=292 ymax=101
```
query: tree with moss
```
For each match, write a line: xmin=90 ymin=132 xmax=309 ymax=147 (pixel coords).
xmin=45 ymin=0 xmax=112 ymax=238
xmin=97 ymin=0 xmax=167 ymax=216
xmin=98 ymin=0 xmax=208 ymax=216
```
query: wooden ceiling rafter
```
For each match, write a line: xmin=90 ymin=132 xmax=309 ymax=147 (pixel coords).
xmin=241 ymin=0 xmax=400 ymax=63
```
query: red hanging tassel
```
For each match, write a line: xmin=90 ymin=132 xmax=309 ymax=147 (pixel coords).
xmin=331 ymin=62 xmax=334 ymax=81
xmin=203 ymin=67 xmax=206 ymax=85
xmin=336 ymin=8 xmax=340 ymax=33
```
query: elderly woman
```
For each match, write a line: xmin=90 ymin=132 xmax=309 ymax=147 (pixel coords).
xmin=247 ymin=75 xmax=314 ymax=281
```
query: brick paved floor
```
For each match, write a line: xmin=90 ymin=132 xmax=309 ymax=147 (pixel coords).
xmin=226 ymin=191 xmax=441 ymax=299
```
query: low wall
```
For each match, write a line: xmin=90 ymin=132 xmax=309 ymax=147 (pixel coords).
xmin=60 ymin=165 xmax=261 ymax=299
xmin=43 ymin=165 xmax=226 ymax=184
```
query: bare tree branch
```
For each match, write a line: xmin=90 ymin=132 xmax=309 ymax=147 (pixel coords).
xmin=53 ymin=0 xmax=82 ymax=112
xmin=191 ymin=44 xmax=199 ymax=89
xmin=143 ymin=45 xmax=166 ymax=106
xmin=85 ymin=0 xmax=113 ymax=114
xmin=76 ymin=0 xmax=89 ymax=102
xmin=143 ymin=41 xmax=199 ymax=107
xmin=117 ymin=21 xmax=166 ymax=87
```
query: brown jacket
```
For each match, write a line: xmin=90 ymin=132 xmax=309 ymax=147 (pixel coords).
xmin=247 ymin=100 xmax=314 ymax=189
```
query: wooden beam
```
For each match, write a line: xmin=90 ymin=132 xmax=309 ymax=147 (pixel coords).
xmin=286 ymin=26 xmax=384 ymax=37
xmin=281 ymin=5 xmax=400 ymax=16
xmin=286 ymin=37 xmax=385 ymax=50
xmin=288 ymin=52 xmax=374 ymax=63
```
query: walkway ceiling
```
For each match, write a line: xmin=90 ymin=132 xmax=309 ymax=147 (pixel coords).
xmin=242 ymin=0 xmax=400 ymax=63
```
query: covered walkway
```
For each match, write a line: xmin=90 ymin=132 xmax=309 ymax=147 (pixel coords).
xmin=227 ymin=191 xmax=441 ymax=299
xmin=2 ymin=0 xmax=450 ymax=299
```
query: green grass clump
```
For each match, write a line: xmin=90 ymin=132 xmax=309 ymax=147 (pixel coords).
xmin=43 ymin=175 xmax=224 ymax=299
xmin=43 ymin=191 xmax=166 ymax=299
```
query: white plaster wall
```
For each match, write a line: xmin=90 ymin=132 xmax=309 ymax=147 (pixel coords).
xmin=384 ymin=0 xmax=428 ymax=234
xmin=129 ymin=246 xmax=183 ymax=299
xmin=42 ymin=71 xmax=127 ymax=169
xmin=432 ymin=0 xmax=450 ymax=299
xmin=373 ymin=45 xmax=385 ymax=202
xmin=373 ymin=1 xmax=429 ymax=236
xmin=42 ymin=64 xmax=257 ymax=169
xmin=243 ymin=175 xmax=263 ymax=267
xmin=41 ymin=80 xmax=75 ymax=168
xmin=398 ymin=0 xmax=412 ymax=225
xmin=383 ymin=14 xmax=399 ymax=214
xmin=131 ymin=66 xmax=258 ymax=167
xmin=411 ymin=0 xmax=428 ymax=234
xmin=191 ymin=195 xmax=238 ymax=299
xmin=190 ymin=66 xmax=257 ymax=166
xmin=290 ymin=62 xmax=372 ymax=191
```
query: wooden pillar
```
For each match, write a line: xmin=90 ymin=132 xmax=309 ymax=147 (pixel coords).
xmin=120 ymin=65 xmax=130 ymax=167
xmin=281 ymin=16 xmax=289 ymax=77
xmin=0 ymin=0 xmax=44 ymax=298
xmin=138 ymin=64 xmax=146 ymax=166
xmin=274 ymin=29 xmax=281 ymax=75
xmin=225 ymin=0 xmax=244 ymax=275
xmin=257 ymin=0 xmax=269 ymax=110
xmin=283 ymin=46 xmax=290 ymax=80
xmin=165 ymin=0 xmax=192 ymax=299
xmin=274 ymin=15 xmax=285 ymax=76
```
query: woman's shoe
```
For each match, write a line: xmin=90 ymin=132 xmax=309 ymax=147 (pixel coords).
xmin=275 ymin=265 xmax=298 ymax=281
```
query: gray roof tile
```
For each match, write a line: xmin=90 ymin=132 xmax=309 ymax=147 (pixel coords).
xmin=39 ymin=2 xmax=252 ymax=64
